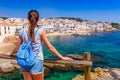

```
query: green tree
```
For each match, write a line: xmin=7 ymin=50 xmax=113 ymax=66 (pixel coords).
xmin=56 ymin=17 xmax=84 ymax=22
xmin=0 ymin=17 xmax=8 ymax=20
xmin=111 ymin=22 xmax=120 ymax=28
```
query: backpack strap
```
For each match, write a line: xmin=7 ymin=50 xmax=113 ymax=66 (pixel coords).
xmin=22 ymin=27 xmax=41 ymax=43
xmin=34 ymin=27 xmax=40 ymax=36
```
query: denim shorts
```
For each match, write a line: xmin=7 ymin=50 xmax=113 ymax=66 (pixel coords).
xmin=20 ymin=59 xmax=44 ymax=74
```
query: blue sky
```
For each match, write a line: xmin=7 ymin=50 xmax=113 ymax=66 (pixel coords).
xmin=0 ymin=0 xmax=120 ymax=23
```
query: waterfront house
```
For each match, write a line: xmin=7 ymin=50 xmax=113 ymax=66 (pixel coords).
xmin=43 ymin=25 xmax=55 ymax=33
xmin=0 ymin=20 xmax=23 ymax=42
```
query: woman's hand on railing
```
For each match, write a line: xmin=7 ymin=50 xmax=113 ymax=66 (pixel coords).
xmin=3 ymin=52 xmax=12 ymax=56
xmin=61 ymin=56 xmax=73 ymax=61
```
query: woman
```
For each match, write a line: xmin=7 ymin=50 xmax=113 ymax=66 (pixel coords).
xmin=4 ymin=10 xmax=73 ymax=80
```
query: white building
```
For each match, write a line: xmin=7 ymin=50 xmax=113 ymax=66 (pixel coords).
xmin=43 ymin=25 xmax=55 ymax=33
xmin=0 ymin=21 xmax=23 ymax=42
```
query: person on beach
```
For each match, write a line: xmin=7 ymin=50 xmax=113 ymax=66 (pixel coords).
xmin=4 ymin=10 xmax=73 ymax=80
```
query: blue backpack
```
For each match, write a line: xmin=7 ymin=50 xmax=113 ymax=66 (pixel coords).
xmin=17 ymin=28 xmax=39 ymax=68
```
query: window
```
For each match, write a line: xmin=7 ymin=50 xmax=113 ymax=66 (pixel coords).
xmin=0 ymin=26 xmax=1 ymax=35
xmin=4 ymin=26 xmax=6 ymax=34
xmin=8 ymin=26 xmax=10 ymax=34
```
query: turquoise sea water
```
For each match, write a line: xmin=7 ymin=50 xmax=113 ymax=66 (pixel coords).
xmin=1 ymin=30 xmax=120 ymax=80
xmin=44 ymin=30 xmax=120 ymax=68
xmin=44 ymin=30 xmax=120 ymax=80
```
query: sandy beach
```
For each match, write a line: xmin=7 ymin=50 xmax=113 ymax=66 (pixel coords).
xmin=46 ymin=32 xmax=71 ymax=36
xmin=46 ymin=30 xmax=93 ymax=36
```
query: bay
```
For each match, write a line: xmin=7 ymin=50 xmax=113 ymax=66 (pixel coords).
xmin=1 ymin=30 xmax=120 ymax=80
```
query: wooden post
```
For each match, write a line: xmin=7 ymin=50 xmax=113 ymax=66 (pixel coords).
xmin=84 ymin=52 xmax=91 ymax=80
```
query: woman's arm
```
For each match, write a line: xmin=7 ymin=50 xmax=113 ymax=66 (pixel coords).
xmin=41 ymin=30 xmax=73 ymax=60
xmin=4 ymin=36 xmax=22 ymax=55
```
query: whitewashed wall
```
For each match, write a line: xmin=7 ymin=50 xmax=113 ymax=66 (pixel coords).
xmin=0 ymin=26 xmax=23 ymax=43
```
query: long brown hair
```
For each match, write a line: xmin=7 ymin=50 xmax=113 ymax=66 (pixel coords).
xmin=28 ymin=10 xmax=39 ymax=42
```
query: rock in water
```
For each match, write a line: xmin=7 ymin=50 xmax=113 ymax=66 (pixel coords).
xmin=111 ymin=68 xmax=120 ymax=80
xmin=72 ymin=67 xmax=114 ymax=80
xmin=44 ymin=67 xmax=51 ymax=77
xmin=94 ymin=67 xmax=104 ymax=72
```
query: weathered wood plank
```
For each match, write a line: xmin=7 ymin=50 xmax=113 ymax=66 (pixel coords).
xmin=84 ymin=52 xmax=92 ymax=80
xmin=45 ymin=59 xmax=92 ymax=66
xmin=0 ymin=54 xmax=16 ymax=59
xmin=0 ymin=54 xmax=92 ymax=66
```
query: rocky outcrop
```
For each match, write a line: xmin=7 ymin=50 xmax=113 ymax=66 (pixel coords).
xmin=104 ymin=27 xmax=117 ymax=32
xmin=111 ymin=68 xmax=120 ymax=80
xmin=0 ymin=59 xmax=19 ymax=73
xmin=72 ymin=32 xmax=94 ymax=36
xmin=3 ymin=36 xmax=18 ymax=43
xmin=0 ymin=59 xmax=51 ymax=77
xmin=72 ymin=67 xmax=120 ymax=80
xmin=91 ymin=67 xmax=114 ymax=80
xmin=44 ymin=66 xmax=51 ymax=77
xmin=0 ymin=63 xmax=15 ymax=73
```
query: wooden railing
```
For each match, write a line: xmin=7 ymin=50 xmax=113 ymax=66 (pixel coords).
xmin=44 ymin=52 xmax=92 ymax=80
xmin=84 ymin=52 xmax=92 ymax=80
xmin=0 ymin=52 xmax=92 ymax=80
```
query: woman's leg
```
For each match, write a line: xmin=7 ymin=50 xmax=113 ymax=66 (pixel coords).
xmin=32 ymin=72 xmax=44 ymax=80
xmin=22 ymin=72 xmax=33 ymax=80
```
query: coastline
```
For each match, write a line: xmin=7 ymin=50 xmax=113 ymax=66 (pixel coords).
xmin=46 ymin=30 xmax=96 ymax=36
xmin=0 ymin=29 xmax=117 ymax=50
xmin=0 ymin=30 xmax=120 ymax=80
xmin=46 ymin=32 xmax=71 ymax=36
